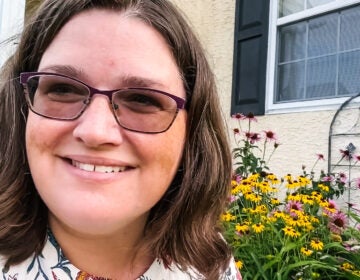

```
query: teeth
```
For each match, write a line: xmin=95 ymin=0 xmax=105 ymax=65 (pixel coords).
xmin=72 ymin=160 xmax=127 ymax=173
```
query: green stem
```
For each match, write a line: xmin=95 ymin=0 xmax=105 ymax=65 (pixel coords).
xmin=262 ymin=139 xmax=267 ymax=162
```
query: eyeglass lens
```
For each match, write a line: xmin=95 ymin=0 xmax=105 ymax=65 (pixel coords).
xmin=24 ymin=74 xmax=180 ymax=133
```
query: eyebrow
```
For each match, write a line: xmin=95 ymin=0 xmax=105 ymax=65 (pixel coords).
xmin=38 ymin=65 xmax=168 ymax=89
xmin=39 ymin=65 xmax=87 ymax=80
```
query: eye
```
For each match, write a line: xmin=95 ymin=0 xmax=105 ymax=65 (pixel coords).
xmin=115 ymin=90 xmax=169 ymax=114
xmin=124 ymin=93 xmax=163 ymax=108
xmin=38 ymin=80 xmax=89 ymax=103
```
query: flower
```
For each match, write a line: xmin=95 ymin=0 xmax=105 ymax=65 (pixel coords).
xmin=316 ymin=153 xmax=325 ymax=160
xmin=221 ymin=212 xmax=235 ymax=222
xmin=354 ymin=154 xmax=360 ymax=162
xmin=252 ymin=223 xmax=265 ymax=233
xmin=285 ymin=201 xmax=303 ymax=216
xmin=225 ymin=115 xmax=360 ymax=279
xmin=330 ymin=233 xmax=342 ymax=242
xmin=235 ymin=260 xmax=243 ymax=269
xmin=343 ymin=239 xmax=360 ymax=252
xmin=355 ymin=177 xmax=360 ymax=189
xmin=341 ymin=262 xmax=355 ymax=271
xmin=244 ymin=112 xmax=257 ymax=122
xmin=346 ymin=202 xmax=360 ymax=213
xmin=235 ymin=223 xmax=250 ymax=234
xmin=338 ymin=172 xmax=347 ymax=184
xmin=232 ymin=113 xmax=245 ymax=120
xmin=264 ymin=130 xmax=277 ymax=141
xmin=245 ymin=132 xmax=261 ymax=144
xmin=340 ymin=149 xmax=352 ymax=160
xmin=301 ymin=195 xmax=315 ymax=205
xmin=322 ymin=175 xmax=335 ymax=182
xmin=300 ymin=247 xmax=313 ymax=256
xmin=310 ymin=239 xmax=324 ymax=251
xmin=245 ymin=192 xmax=262 ymax=203
xmin=283 ymin=226 xmax=300 ymax=238
xmin=325 ymin=199 xmax=337 ymax=210
xmin=328 ymin=211 xmax=347 ymax=234
xmin=318 ymin=183 xmax=329 ymax=192
xmin=271 ymin=198 xmax=280 ymax=205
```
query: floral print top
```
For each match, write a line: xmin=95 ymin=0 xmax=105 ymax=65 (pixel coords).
xmin=0 ymin=233 xmax=242 ymax=280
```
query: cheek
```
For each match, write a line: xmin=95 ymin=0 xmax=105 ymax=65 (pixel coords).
xmin=26 ymin=116 xmax=46 ymax=158
xmin=25 ymin=114 xmax=67 ymax=165
xmin=138 ymin=113 xmax=187 ymax=179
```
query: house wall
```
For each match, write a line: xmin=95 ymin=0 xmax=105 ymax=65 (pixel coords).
xmin=170 ymin=1 xmax=359 ymax=208
xmin=170 ymin=0 xmax=333 ymax=174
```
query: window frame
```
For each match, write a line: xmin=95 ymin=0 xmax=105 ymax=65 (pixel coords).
xmin=0 ymin=0 xmax=26 ymax=66
xmin=266 ymin=0 xmax=360 ymax=114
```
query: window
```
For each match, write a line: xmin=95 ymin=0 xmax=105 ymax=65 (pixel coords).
xmin=267 ymin=0 xmax=360 ymax=113
xmin=0 ymin=0 xmax=25 ymax=66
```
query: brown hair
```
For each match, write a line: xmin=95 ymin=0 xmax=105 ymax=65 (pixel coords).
xmin=0 ymin=1 xmax=232 ymax=279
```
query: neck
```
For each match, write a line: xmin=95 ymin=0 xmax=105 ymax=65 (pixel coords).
xmin=48 ymin=214 xmax=154 ymax=279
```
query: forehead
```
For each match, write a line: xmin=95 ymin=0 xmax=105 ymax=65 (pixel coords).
xmin=37 ymin=9 xmax=185 ymax=96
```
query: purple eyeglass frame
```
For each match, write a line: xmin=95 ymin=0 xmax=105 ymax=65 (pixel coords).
xmin=19 ymin=72 xmax=187 ymax=134
xmin=20 ymin=72 xmax=186 ymax=109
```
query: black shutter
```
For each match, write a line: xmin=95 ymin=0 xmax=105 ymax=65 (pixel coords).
xmin=231 ymin=0 xmax=270 ymax=116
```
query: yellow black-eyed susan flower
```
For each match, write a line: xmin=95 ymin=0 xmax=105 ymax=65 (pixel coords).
xmin=310 ymin=239 xmax=324 ymax=251
xmin=252 ymin=223 xmax=265 ymax=233
xmin=300 ymin=247 xmax=313 ymax=256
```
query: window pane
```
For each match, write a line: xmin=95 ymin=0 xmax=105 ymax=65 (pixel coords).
xmin=277 ymin=62 xmax=305 ymax=102
xmin=276 ymin=4 xmax=360 ymax=103
xmin=279 ymin=0 xmax=304 ymax=17
xmin=339 ymin=51 xmax=360 ymax=96
xmin=306 ymin=56 xmax=336 ymax=98
xmin=279 ymin=22 xmax=307 ymax=62
xmin=307 ymin=0 xmax=334 ymax=9
xmin=308 ymin=13 xmax=337 ymax=57
xmin=340 ymin=6 xmax=360 ymax=51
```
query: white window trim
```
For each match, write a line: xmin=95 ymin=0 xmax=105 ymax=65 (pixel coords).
xmin=0 ymin=0 xmax=26 ymax=66
xmin=266 ymin=0 xmax=360 ymax=114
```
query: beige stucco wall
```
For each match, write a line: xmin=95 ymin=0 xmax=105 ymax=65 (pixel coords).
xmin=170 ymin=0 xmax=235 ymax=117
xmin=171 ymin=1 xmax=359 ymax=208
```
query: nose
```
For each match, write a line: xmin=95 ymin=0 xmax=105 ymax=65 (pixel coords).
xmin=73 ymin=95 xmax=124 ymax=147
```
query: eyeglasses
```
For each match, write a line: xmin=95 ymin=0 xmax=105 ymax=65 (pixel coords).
xmin=20 ymin=72 xmax=186 ymax=134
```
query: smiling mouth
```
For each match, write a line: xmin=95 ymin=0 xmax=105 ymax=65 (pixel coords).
xmin=71 ymin=160 xmax=130 ymax=173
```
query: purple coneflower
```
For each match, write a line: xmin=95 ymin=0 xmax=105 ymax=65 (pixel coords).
xmin=355 ymin=177 xmax=360 ymax=189
xmin=354 ymin=154 xmax=360 ymax=162
xmin=232 ymin=113 xmax=245 ymax=120
xmin=340 ymin=149 xmax=352 ymax=160
xmin=316 ymin=154 xmax=325 ymax=161
xmin=285 ymin=201 xmax=303 ymax=217
xmin=322 ymin=175 xmax=335 ymax=182
xmin=250 ymin=132 xmax=261 ymax=144
xmin=244 ymin=112 xmax=257 ymax=122
xmin=328 ymin=211 xmax=348 ymax=234
xmin=264 ymin=130 xmax=277 ymax=142
xmin=229 ymin=195 xmax=238 ymax=203
xmin=245 ymin=132 xmax=261 ymax=144
xmin=338 ymin=172 xmax=347 ymax=184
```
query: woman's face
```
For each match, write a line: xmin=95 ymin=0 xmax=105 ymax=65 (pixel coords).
xmin=26 ymin=9 xmax=187 ymax=236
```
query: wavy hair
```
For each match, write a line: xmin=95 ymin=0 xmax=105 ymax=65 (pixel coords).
xmin=0 ymin=1 xmax=232 ymax=279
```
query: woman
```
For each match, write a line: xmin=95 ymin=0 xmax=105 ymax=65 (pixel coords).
xmin=0 ymin=0 xmax=241 ymax=279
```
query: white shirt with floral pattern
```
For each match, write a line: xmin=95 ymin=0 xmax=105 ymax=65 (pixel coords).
xmin=0 ymin=233 xmax=242 ymax=280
